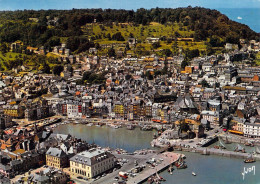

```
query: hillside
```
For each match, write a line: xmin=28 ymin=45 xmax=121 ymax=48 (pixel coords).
xmin=0 ymin=7 xmax=259 ymax=46
xmin=0 ymin=7 xmax=258 ymax=56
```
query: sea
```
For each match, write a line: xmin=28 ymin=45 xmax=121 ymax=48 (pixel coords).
xmin=54 ymin=124 xmax=260 ymax=184
xmin=218 ymin=8 xmax=260 ymax=33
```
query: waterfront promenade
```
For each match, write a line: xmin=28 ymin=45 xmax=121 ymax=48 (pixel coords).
xmin=89 ymin=152 xmax=181 ymax=184
xmin=127 ymin=152 xmax=181 ymax=184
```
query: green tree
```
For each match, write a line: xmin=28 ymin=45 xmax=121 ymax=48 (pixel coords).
xmin=201 ymin=79 xmax=210 ymax=87
xmin=0 ymin=43 xmax=8 ymax=53
xmin=129 ymin=32 xmax=134 ymax=38
xmin=145 ymin=71 xmax=153 ymax=80
xmin=152 ymin=42 xmax=161 ymax=49
xmin=162 ymin=49 xmax=172 ymax=57
xmin=53 ymin=65 xmax=64 ymax=76
xmin=179 ymin=121 xmax=190 ymax=132
xmin=181 ymin=60 xmax=189 ymax=69
xmin=41 ymin=63 xmax=50 ymax=74
xmin=111 ymin=32 xmax=125 ymax=41
xmin=107 ymin=33 xmax=111 ymax=40
xmin=82 ymin=71 xmax=92 ymax=81
xmin=172 ymin=39 xmax=179 ymax=55
xmin=107 ymin=48 xmax=116 ymax=57
xmin=67 ymin=65 xmax=73 ymax=73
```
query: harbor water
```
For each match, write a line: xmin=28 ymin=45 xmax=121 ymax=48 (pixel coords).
xmin=209 ymin=140 xmax=257 ymax=153
xmin=160 ymin=151 xmax=260 ymax=184
xmin=53 ymin=123 xmax=156 ymax=153
xmin=54 ymin=123 xmax=260 ymax=184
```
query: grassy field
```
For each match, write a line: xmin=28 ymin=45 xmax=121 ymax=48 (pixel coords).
xmin=84 ymin=22 xmax=194 ymax=43
xmin=0 ymin=51 xmax=61 ymax=72
xmin=81 ymin=22 xmax=210 ymax=55
xmin=254 ymin=51 xmax=260 ymax=65
xmin=0 ymin=52 xmax=26 ymax=70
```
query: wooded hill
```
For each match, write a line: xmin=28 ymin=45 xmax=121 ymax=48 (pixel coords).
xmin=0 ymin=7 xmax=259 ymax=51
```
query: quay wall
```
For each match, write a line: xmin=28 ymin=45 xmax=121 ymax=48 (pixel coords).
xmin=218 ymin=135 xmax=260 ymax=146
xmin=172 ymin=146 xmax=259 ymax=160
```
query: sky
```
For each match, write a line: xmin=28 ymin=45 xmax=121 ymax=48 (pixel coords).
xmin=0 ymin=0 xmax=259 ymax=10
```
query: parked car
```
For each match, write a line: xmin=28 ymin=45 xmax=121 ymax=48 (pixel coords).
xmin=77 ymin=176 xmax=83 ymax=180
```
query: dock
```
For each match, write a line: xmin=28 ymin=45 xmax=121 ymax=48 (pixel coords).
xmin=201 ymin=136 xmax=218 ymax=147
xmin=127 ymin=152 xmax=181 ymax=184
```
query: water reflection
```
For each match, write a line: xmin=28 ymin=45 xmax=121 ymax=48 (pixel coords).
xmin=53 ymin=124 xmax=156 ymax=152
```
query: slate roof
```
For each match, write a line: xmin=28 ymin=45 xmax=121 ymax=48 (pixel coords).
xmin=46 ymin=147 xmax=67 ymax=158
xmin=70 ymin=149 xmax=114 ymax=166
xmin=175 ymin=95 xmax=197 ymax=109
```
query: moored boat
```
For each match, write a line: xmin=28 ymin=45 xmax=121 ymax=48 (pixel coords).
xmin=244 ymin=158 xmax=255 ymax=163
xmin=245 ymin=141 xmax=254 ymax=147
xmin=168 ymin=164 xmax=174 ymax=174
xmin=192 ymin=172 xmax=196 ymax=176
xmin=219 ymin=140 xmax=226 ymax=149
xmin=141 ymin=125 xmax=152 ymax=131
xmin=112 ymin=125 xmax=119 ymax=129
xmin=156 ymin=171 xmax=166 ymax=181
xmin=244 ymin=154 xmax=255 ymax=163
xmin=234 ymin=144 xmax=245 ymax=152
xmin=126 ymin=124 xmax=135 ymax=130
xmin=214 ymin=145 xmax=220 ymax=149
xmin=153 ymin=133 xmax=157 ymax=139
xmin=175 ymin=156 xmax=187 ymax=169
xmin=255 ymin=146 xmax=260 ymax=154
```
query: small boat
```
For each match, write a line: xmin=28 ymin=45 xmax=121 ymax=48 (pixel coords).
xmin=219 ymin=140 xmax=226 ymax=149
xmin=156 ymin=171 xmax=166 ymax=181
xmin=214 ymin=145 xmax=220 ymax=149
xmin=168 ymin=165 xmax=174 ymax=175
xmin=244 ymin=158 xmax=255 ymax=163
xmin=245 ymin=141 xmax=254 ymax=147
xmin=126 ymin=124 xmax=135 ymax=130
xmin=87 ymin=123 xmax=93 ymax=126
xmin=234 ymin=144 xmax=245 ymax=152
xmin=153 ymin=133 xmax=157 ymax=139
xmin=147 ymin=177 xmax=154 ymax=184
xmin=141 ymin=125 xmax=153 ymax=131
xmin=112 ymin=125 xmax=119 ymax=129
xmin=255 ymin=146 xmax=260 ymax=154
xmin=176 ymin=162 xmax=187 ymax=169
xmin=192 ymin=172 xmax=196 ymax=176
xmin=175 ymin=156 xmax=187 ymax=169
xmin=244 ymin=155 xmax=255 ymax=163
xmin=237 ymin=16 xmax=242 ymax=20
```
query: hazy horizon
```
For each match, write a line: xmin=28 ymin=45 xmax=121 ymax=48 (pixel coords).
xmin=0 ymin=0 xmax=259 ymax=11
